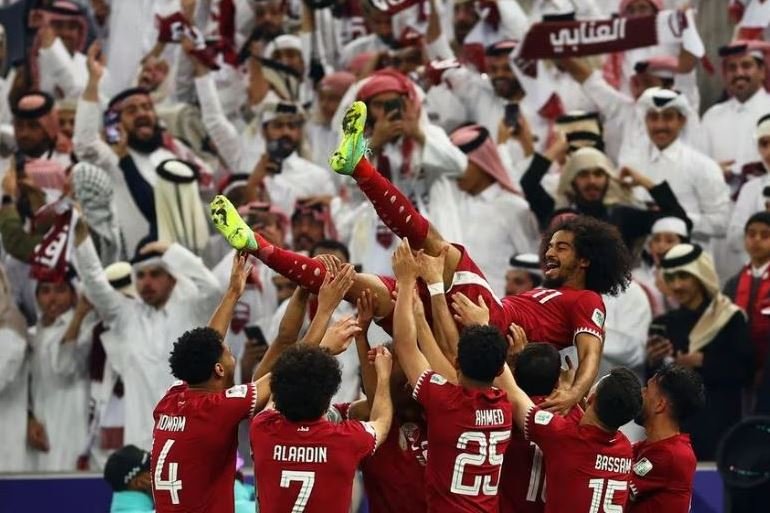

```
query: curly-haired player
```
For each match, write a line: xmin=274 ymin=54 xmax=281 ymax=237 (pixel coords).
xmin=209 ymin=102 xmax=632 ymax=412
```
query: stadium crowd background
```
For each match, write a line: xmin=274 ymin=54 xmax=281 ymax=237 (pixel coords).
xmin=0 ymin=0 xmax=769 ymax=511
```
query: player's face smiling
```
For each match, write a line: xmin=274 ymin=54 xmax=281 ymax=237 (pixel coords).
xmin=543 ymin=230 xmax=584 ymax=286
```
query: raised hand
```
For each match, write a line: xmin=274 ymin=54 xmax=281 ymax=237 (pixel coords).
xmin=228 ymin=252 xmax=253 ymax=297
xmin=356 ymin=289 xmax=378 ymax=331
xmin=313 ymin=253 xmax=343 ymax=277
xmin=372 ymin=345 xmax=393 ymax=379
xmin=416 ymin=246 xmax=447 ymax=284
xmin=317 ymin=263 xmax=355 ymax=312
xmin=320 ymin=315 xmax=361 ymax=355
xmin=86 ymin=42 xmax=105 ymax=82
xmin=451 ymin=292 xmax=490 ymax=326
xmin=506 ymin=323 xmax=528 ymax=356
xmin=392 ymin=238 xmax=418 ymax=281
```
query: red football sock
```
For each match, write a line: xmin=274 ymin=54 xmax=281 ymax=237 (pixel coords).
xmin=252 ymin=232 xmax=326 ymax=294
xmin=352 ymin=158 xmax=429 ymax=247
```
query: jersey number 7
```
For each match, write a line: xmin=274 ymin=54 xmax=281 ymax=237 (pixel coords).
xmin=450 ymin=430 xmax=511 ymax=496
xmin=281 ymin=470 xmax=316 ymax=513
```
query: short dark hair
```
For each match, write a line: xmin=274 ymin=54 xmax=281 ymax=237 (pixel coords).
xmin=168 ymin=327 xmax=224 ymax=385
xmin=310 ymin=239 xmax=350 ymax=262
xmin=540 ymin=215 xmax=632 ymax=296
xmin=514 ymin=343 xmax=561 ymax=396
xmin=654 ymin=365 xmax=705 ymax=425
xmin=271 ymin=345 xmax=341 ymax=422
xmin=457 ymin=325 xmax=507 ymax=383
xmin=594 ymin=368 xmax=642 ymax=431
xmin=745 ymin=212 xmax=770 ymax=232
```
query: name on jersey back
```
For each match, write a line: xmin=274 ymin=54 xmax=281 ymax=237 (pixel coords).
xmin=475 ymin=409 xmax=506 ymax=426
xmin=156 ymin=415 xmax=186 ymax=432
xmin=273 ymin=445 xmax=328 ymax=463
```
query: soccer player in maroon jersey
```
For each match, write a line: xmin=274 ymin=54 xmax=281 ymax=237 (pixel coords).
xmin=498 ymin=362 xmax=642 ymax=513
xmin=629 ymin=365 xmax=705 ymax=513
xmin=391 ymin=239 xmax=513 ymax=513
xmin=500 ymin=341 xmax=583 ymax=513
xmin=210 ymin=111 xmax=632 ymax=413
xmin=151 ymin=253 xmax=313 ymax=513
xmin=250 ymin=343 xmax=393 ymax=513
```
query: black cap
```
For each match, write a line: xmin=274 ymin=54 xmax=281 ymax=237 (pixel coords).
xmin=103 ymin=445 xmax=150 ymax=491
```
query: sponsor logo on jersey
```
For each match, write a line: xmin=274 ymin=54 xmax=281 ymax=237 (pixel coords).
xmin=534 ymin=410 xmax=553 ymax=425
xmin=633 ymin=457 xmax=653 ymax=476
xmin=591 ymin=308 xmax=605 ymax=328
xmin=226 ymin=384 xmax=248 ymax=398
xmin=430 ymin=374 xmax=447 ymax=385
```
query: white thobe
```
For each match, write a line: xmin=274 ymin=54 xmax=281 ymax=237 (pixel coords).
xmin=305 ymin=119 xmax=338 ymax=170
xmin=599 ymin=280 xmax=650 ymax=381
xmin=74 ymin=238 xmax=221 ymax=450
xmin=0 ymin=327 xmax=29 ymax=472
xmin=332 ymin=199 xmax=400 ymax=277
xmin=581 ymin=70 xmax=706 ymax=162
xmin=73 ymin=98 xmax=211 ymax=254
xmin=619 ymin=138 xmax=731 ymax=242
xmin=28 ymin=310 xmax=91 ymax=471
xmin=728 ymin=173 xmax=770 ymax=261
xmin=428 ymin=180 xmax=539 ymax=296
xmin=338 ymin=34 xmax=390 ymax=70
xmin=37 ymin=38 xmax=88 ymax=100
xmin=702 ymin=89 xmax=770 ymax=174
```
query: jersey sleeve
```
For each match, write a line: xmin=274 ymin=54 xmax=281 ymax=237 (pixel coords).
xmin=412 ymin=370 xmax=452 ymax=411
xmin=629 ymin=447 xmax=672 ymax=500
xmin=215 ymin=382 xmax=259 ymax=424
xmin=524 ymin=405 xmax=570 ymax=454
xmin=341 ymin=419 xmax=378 ymax=461
xmin=569 ymin=292 xmax=605 ymax=342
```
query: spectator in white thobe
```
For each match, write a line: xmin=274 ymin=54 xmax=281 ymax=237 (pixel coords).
xmin=73 ymin=227 xmax=221 ymax=451
xmin=428 ymin=124 xmax=539 ymax=296
xmin=620 ymin=88 xmax=730 ymax=247
xmin=0 ymin=265 xmax=30 ymax=472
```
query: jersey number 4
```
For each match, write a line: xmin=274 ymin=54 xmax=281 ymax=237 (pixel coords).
xmin=281 ymin=470 xmax=315 ymax=513
xmin=588 ymin=478 xmax=627 ymax=513
xmin=450 ymin=431 xmax=511 ymax=496
xmin=154 ymin=439 xmax=183 ymax=504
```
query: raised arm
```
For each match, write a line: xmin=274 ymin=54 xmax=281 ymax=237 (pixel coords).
xmin=208 ymin=252 xmax=251 ymax=338
xmin=355 ymin=289 xmax=378 ymax=408
xmin=73 ymin=43 xmax=119 ymax=170
xmin=495 ymin=363 xmax=535 ymax=430
xmin=301 ymin=263 xmax=356 ymax=345
xmin=541 ymin=333 xmax=602 ymax=414
xmin=417 ymin=248 xmax=459 ymax=361
xmin=252 ymin=286 xmax=311 ymax=381
xmin=368 ymin=346 xmax=394 ymax=449
xmin=413 ymin=288 xmax=456 ymax=382
xmin=392 ymin=238 xmax=431 ymax=386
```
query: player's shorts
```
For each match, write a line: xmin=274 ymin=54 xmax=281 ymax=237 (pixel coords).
xmin=374 ymin=244 xmax=504 ymax=335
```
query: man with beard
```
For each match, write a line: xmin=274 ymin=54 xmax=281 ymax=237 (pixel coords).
xmin=73 ymin=218 xmax=221 ymax=451
xmin=619 ymin=87 xmax=731 ymax=249
xmin=629 ymin=365 xmax=704 ymax=513
xmin=339 ymin=2 xmax=398 ymax=69
xmin=210 ymin=101 xmax=634 ymax=413
xmin=520 ymin=137 xmax=691 ymax=249
xmin=73 ymin=44 xmax=211 ymax=253
xmin=703 ymin=41 xmax=770 ymax=180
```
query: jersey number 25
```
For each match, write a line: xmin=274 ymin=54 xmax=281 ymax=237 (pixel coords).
xmin=450 ymin=431 xmax=511 ymax=496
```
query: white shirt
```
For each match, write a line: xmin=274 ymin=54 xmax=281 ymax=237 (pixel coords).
xmin=428 ymin=179 xmax=539 ymax=296
xmin=0 ymin=326 xmax=29 ymax=472
xmin=620 ymin=138 xmax=731 ymax=241
xmin=599 ymin=281 xmax=651 ymax=380
xmin=728 ymin=172 xmax=770 ymax=257
xmin=28 ymin=310 xmax=91 ymax=471
xmin=702 ymin=88 xmax=770 ymax=174
xmin=74 ymin=239 xmax=221 ymax=450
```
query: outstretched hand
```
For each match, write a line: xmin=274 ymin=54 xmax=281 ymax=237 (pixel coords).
xmin=356 ymin=289 xmax=378 ymax=331
xmin=320 ymin=315 xmax=361 ymax=355
xmin=451 ymin=292 xmax=490 ymax=326
xmin=392 ymin=238 xmax=419 ymax=281
xmin=317 ymin=263 xmax=355 ymax=312
xmin=228 ymin=252 xmax=253 ymax=297
xmin=86 ymin=42 xmax=105 ymax=82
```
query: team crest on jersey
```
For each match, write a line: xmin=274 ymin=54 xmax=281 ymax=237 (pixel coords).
xmin=430 ymin=374 xmax=447 ymax=385
xmin=591 ymin=308 xmax=605 ymax=328
xmin=633 ymin=457 xmax=653 ymax=476
xmin=534 ymin=410 xmax=554 ymax=425
xmin=225 ymin=384 xmax=248 ymax=398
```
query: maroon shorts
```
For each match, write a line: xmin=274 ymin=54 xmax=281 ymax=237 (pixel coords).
xmin=374 ymin=244 xmax=504 ymax=335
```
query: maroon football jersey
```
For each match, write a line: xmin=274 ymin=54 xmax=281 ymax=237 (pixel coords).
xmin=250 ymin=409 xmax=376 ymax=513
xmin=500 ymin=397 xmax=584 ymax=513
xmin=629 ymin=434 xmax=696 ymax=513
xmin=151 ymin=382 xmax=259 ymax=513
xmin=413 ymin=370 xmax=513 ymax=513
xmin=525 ymin=405 xmax=633 ymax=513
xmin=493 ymin=287 xmax=606 ymax=348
